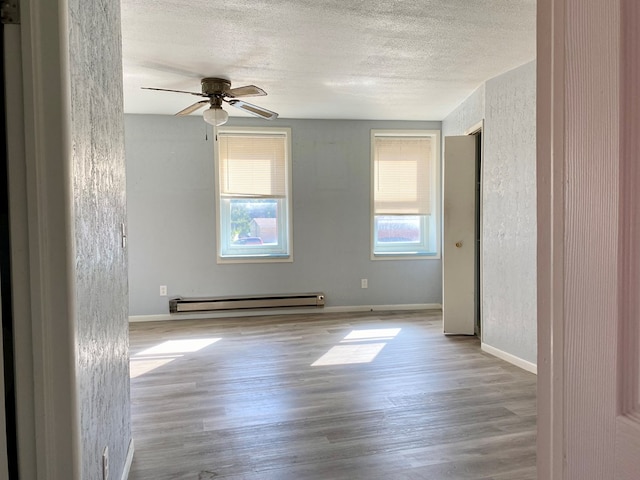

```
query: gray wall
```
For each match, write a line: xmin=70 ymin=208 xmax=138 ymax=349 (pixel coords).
xmin=126 ymin=116 xmax=442 ymax=316
xmin=442 ymin=60 xmax=537 ymax=365
xmin=68 ymin=0 xmax=131 ymax=478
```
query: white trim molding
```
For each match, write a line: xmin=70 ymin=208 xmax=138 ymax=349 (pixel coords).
xmin=19 ymin=0 xmax=81 ymax=478
xmin=129 ymin=303 xmax=442 ymax=322
xmin=537 ymin=0 xmax=567 ymax=477
xmin=120 ymin=439 xmax=134 ymax=480
xmin=481 ymin=343 xmax=537 ymax=375
xmin=464 ymin=119 xmax=484 ymax=136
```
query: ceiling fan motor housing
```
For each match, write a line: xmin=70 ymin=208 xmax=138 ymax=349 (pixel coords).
xmin=202 ymin=78 xmax=231 ymax=96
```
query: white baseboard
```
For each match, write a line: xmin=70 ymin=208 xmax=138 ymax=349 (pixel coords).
xmin=129 ymin=303 xmax=442 ymax=323
xmin=121 ymin=439 xmax=134 ymax=480
xmin=481 ymin=343 xmax=537 ymax=374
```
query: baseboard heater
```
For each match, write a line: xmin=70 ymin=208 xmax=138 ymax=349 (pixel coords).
xmin=169 ymin=293 xmax=325 ymax=313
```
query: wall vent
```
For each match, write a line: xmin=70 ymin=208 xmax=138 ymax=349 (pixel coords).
xmin=169 ymin=293 xmax=325 ymax=313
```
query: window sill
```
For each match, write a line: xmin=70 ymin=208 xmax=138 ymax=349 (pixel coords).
xmin=217 ymin=254 xmax=293 ymax=264
xmin=371 ymin=252 xmax=440 ymax=261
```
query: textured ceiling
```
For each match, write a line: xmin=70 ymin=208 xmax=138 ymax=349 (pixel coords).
xmin=121 ymin=0 xmax=536 ymax=121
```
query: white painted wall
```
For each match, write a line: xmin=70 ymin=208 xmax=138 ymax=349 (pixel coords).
xmin=483 ymin=61 xmax=537 ymax=365
xmin=442 ymin=60 xmax=537 ymax=366
xmin=67 ymin=0 xmax=132 ymax=477
xmin=442 ymin=85 xmax=485 ymax=138
xmin=125 ymin=116 xmax=443 ymax=317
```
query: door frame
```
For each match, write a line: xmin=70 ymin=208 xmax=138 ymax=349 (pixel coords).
xmin=465 ymin=120 xmax=484 ymax=340
xmin=537 ymin=2 xmax=566 ymax=473
xmin=1 ymin=19 xmax=17 ymax=480
xmin=7 ymin=0 xmax=80 ymax=478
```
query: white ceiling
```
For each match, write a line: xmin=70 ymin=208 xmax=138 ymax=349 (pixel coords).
xmin=120 ymin=0 xmax=536 ymax=121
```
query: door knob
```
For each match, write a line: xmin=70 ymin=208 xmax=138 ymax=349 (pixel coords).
xmin=455 ymin=241 xmax=463 ymax=248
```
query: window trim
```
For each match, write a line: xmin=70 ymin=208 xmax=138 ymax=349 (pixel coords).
xmin=214 ymin=126 xmax=293 ymax=264
xmin=370 ymin=129 xmax=441 ymax=260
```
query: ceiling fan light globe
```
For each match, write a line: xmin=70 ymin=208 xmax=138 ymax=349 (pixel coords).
xmin=203 ymin=107 xmax=228 ymax=126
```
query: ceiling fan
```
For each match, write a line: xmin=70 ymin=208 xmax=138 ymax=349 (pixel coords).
xmin=142 ymin=78 xmax=278 ymax=126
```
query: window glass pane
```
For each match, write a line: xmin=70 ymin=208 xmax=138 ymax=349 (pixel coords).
xmin=229 ymin=199 xmax=279 ymax=246
xmin=220 ymin=197 xmax=288 ymax=258
xmin=374 ymin=215 xmax=421 ymax=244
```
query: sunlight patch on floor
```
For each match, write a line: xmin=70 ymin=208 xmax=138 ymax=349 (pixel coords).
xmin=311 ymin=327 xmax=401 ymax=366
xmin=311 ymin=343 xmax=387 ymax=366
xmin=342 ymin=328 xmax=401 ymax=342
xmin=130 ymin=338 xmax=221 ymax=378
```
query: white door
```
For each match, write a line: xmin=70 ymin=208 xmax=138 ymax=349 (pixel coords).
xmin=442 ymin=136 xmax=476 ymax=335
xmin=538 ymin=0 xmax=640 ymax=478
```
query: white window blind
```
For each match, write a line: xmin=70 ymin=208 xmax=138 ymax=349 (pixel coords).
xmin=373 ymin=136 xmax=432 ymax=215
xmin=218 ymin=133 xmax=287 ymax=197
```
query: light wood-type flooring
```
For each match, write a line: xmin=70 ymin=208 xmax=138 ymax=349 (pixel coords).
xmin=128 ymin=310 xmax=536 ymax=480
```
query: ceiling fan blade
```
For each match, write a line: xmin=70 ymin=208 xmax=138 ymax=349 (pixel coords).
xmin=175 ymin=100 xmax=209 ymax=116
xmin=226 ymin=99 xmax=278 ymax=120
xmin=225 ymin=85 xmax=267 ymax=98
xmin=141 ymin=87 xmax=206 ymax=97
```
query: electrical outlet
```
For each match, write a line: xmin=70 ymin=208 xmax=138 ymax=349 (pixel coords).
xmin=160 ymin=285 xmax=168 ymax=296
xmin=361 ymin=279 xmax=368 ymax=289
xmin=102 ymin=446 xmax=109 ymax=480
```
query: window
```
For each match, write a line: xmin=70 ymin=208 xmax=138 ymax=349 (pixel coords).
xmin=215 ymin=127 xmax=292 ymax=262
xmin=371 ymin=130 xmax=440 ymax=258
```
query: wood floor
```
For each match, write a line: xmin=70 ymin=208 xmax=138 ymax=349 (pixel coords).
xmin=128 ymin=310 xmax=536 ymax=480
